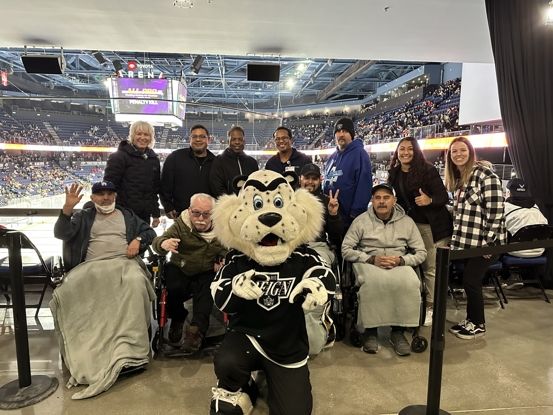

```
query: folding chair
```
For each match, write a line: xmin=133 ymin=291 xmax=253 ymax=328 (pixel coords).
xmin=501 ymin=224 xmax=553 ymax=303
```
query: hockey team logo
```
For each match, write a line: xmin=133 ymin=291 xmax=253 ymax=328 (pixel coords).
xmin=255 ymin=272 xmax=295 ymax=311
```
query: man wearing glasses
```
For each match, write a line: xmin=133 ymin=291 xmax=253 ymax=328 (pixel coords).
xmin=265 ymin=126 xmax=311 ymax=176
xmin=160 ymin=124 xmax=216 ymax=219
xmin=152 ymin=193 xmax=227 ymax=354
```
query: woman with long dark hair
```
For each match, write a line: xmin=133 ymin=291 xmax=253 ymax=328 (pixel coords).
xmin=444 ymin=136 xmax=506 ymax=339
xmin=388 ymin=137 xmax=452 ymax=326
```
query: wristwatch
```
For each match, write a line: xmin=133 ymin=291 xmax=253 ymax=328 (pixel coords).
xmin=135 ymin=236 xmax=142 ymax=242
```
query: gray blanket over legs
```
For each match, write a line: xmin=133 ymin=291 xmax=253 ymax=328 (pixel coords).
xmin=49 ymin=256 xmax=155 ymax=399
xmin=353 ymin=263 xmax=421 ymax=329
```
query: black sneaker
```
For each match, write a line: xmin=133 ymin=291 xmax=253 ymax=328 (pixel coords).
xmin=448 ymin=319 xmax=469 ymax=335
xmin=168 ymin=319 xmax=184 ymax=345
xmin=455 ymin=321 xmax=486 ymax=340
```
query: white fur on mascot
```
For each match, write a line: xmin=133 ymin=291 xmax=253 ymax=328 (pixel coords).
xmin=209 ymin=170 xmax=336 ymax=415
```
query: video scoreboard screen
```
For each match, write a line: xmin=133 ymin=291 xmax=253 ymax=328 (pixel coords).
xmin=108 ymin=78 xmax=187 ymax=126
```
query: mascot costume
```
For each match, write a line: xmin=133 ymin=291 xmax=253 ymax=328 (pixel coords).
xmin=209 ymin=170 xmax=336 ymax=415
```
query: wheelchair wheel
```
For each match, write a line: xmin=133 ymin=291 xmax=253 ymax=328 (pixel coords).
xmin=411 ymin=335 xmax=428 ymax=353
xmin=152 ymin=329 xmax=161 ymax=358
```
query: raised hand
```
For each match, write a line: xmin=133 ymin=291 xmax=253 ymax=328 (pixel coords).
xmin=327 ymin=189 xmax=340 ymax=216
xmin=63 ymin=183 xmax=84 ymax=215
xmin=414 ymin=188 xmax=432 ymax=206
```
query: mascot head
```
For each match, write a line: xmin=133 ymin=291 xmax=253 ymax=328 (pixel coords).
xmin=213 ymin=170 xmax=324 ymax=266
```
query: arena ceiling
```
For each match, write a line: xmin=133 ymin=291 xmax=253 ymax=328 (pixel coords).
xmin=0 ymin=0 xmax=492 ymax=111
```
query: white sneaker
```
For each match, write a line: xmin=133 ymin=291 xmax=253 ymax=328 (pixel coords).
xmin=423 ymin=308 xmax=433 ymax=327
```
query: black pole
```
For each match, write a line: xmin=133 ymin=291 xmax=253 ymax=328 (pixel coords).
xmin=399 ymin=246 xmax=451 ymax=415
xmin=425 ymin=247 xmax=450 ymax=414
xmin=8 ymin=232 xmax=32 ymax=388
xmin=0 ymin=231 xmax=59 ymax=409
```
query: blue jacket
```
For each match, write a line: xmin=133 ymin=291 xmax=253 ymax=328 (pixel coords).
xmin=323 ymin=139 xmax=372 ymax=225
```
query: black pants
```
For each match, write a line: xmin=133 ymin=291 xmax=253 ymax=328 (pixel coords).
xmin=164 ymin=262 xmax=214 ymax=335
xmin=214 ymin=331 xmax=313 ymax=415
xmin=463 ymin=255 xmax=498 ymax=325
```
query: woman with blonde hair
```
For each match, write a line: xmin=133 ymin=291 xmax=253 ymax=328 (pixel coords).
xmin=445 ymin=136 xmax=506 ymax=339
xmin=104 ymin=120 xmax=161 ymax=227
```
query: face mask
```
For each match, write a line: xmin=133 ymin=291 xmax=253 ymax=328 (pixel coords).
xmin=94 ymin=201 xmax=116 ymax=215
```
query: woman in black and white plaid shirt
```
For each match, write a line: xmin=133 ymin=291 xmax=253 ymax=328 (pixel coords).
xmin=444 ymin=136 xmax=506 ymax=340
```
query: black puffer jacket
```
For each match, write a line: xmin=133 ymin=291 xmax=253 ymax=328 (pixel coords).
xmin=160 ymin=147 xmax=216 ymax=214
xmin=210 ymin=148 xmax=259 ymax=196
xmin=104 ymin=140 xmax=161 ymax=221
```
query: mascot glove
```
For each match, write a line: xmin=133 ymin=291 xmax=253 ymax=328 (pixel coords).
xmin=232 ymin=270 xmax=264 ymax=300
xmin=289 ymin=278 xmax=328 ymax=311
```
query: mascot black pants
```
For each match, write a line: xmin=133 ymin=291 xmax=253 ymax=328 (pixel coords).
xmin=164 ymin=263 xmax=214 ymax=334
xmin=214 ymin=331 xmax=313 ymax=415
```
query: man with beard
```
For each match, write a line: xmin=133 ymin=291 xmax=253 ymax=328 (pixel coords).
xmin=265 ymin=126 xmax=311 ymax=176
xmin=210 ymin=126 xmax=259 ymax=197
xmin=160 ymin=124 xmax=216 ymax=219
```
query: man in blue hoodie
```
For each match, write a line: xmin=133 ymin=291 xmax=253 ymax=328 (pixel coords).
xmin=323 ymin=117 xmax=373 ymax=227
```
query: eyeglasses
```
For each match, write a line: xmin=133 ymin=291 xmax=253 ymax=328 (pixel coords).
xmin=190 ymin=210 xmax=212 ymax=218
xmin=190 ymin=134 xmax=209 ymax=140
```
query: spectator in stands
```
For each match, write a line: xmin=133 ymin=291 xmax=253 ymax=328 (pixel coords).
xmin=51 ymin=181 xmax=156 ymax=399
xmin=210 ymin=126 xmax=258 ymax=197
xmin=265 ymin=126 xmax=311 ymax=176
xmin=323 ymin=117 xmax=373 ymax=227
xmin=104 ymin=121 xmax=161 ymax=227
xmin=445 ymin=136 xmax=506 ymax=340
xmin=341 ymin=183 xmax=426 ymax=355
xmin=160 ymin=124 xmax=216 ymax=219
xmin=299 ymin=163 xmax=343 ymax=265
xmin=504 ymin=177 xmax=548 ymax=257
xmin=387 ymin=137 xmax=452 ymax=326
xmin=152 ymin=193 xmax=226 ymax=354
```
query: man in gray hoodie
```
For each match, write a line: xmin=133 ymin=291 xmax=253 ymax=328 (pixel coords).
xmin=342 ymin=183 xmax=426 ymax=356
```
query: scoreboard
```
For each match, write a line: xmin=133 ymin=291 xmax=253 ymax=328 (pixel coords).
xmin=108 ymin=78 xmax=187 ymax=126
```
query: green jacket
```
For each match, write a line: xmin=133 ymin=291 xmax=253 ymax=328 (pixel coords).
xmin=152 ymin=216 xmax=226 ymax=276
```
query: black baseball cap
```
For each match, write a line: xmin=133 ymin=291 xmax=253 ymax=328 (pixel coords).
xmin=371 ymin=183 xmax=396 ymax=196
xmin=92 ymin=181 xmax=117 ymax=194
xmin=506 ymin=178 xmax=530 ymax=198
xmin=300 ymin=163 xmax=321 ymax=177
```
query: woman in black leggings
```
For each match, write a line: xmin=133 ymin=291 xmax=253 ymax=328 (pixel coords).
xmin=444 ymin=136 xmax=506 ymax=339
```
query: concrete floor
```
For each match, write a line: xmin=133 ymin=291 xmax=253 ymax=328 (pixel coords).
xmin=1 ymin=288 xmax=553 ymax=415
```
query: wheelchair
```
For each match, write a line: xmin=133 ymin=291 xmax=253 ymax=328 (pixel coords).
xmin=145 ymin=249 xmax=226 ymax=358
xmin=144 ymin=248 xmax=168 ymax=358
xmin=341 ymin=259 xmax=428 ymax=354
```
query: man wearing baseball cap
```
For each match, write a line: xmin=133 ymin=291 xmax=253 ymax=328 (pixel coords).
xmin=323 ymin=117 xmax=373 ymax=226
xmin=342 ymin=182 xmax=426 ymax=356
xmin=52 ymin=181 xmax=156 ymax=397
xmin=299 ymin=163 xmax=343 ymax=265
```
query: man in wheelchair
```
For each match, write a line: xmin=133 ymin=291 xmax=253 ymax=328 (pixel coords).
xmin=152 ymin=193 xmax=227 ymax=355
xmin=342 ymin=183 xmax=426 ymax=356
xmin=51 ymin=181 xmax=156 ymax=399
